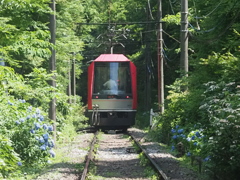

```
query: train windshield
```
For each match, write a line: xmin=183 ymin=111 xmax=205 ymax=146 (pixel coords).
xmin=93 ymin=62 xmax=132 ymax=95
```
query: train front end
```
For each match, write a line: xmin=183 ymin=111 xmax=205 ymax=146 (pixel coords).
xmin=87 ymin=54 xmax=137 ymax=130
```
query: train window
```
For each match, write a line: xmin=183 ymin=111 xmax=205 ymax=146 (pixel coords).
xmin=93 ymin=62 xmax=132 ymax=96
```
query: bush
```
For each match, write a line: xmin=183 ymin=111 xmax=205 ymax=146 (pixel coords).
xmin=0 ymin=95 xmax=55 ymax=177
xmin=0 ymin=135 xmax=20 ymax=178
xmin=199 ymin=81 xmax=240 ymax=179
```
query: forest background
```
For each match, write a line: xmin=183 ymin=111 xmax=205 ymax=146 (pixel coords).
xmin=0 ymin=0 xmax=240 ymax=179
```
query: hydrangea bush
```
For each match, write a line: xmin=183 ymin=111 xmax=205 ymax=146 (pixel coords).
xmin=170 ymin=125 xmax=208 ymax=159
xmin=168 ymin=81 xmax=240 ymax=179
xmin=199 ymin=81 xmax=240 ymax=179
xmin=0 ymin=95 xmax=55 ymax=177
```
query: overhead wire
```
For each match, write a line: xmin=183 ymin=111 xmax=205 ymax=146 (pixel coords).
xmin=168 ymin=0 xmax=175 ymax=14
xmin=147 ymin=0 xmax=154 ymax=20
xmin=189 ymin=0 xmax=240 ymax=42
xmin=194 ymin=1 xmax=222 ymax=19
xmin=162 ymin=30 xmax=180 ymax=44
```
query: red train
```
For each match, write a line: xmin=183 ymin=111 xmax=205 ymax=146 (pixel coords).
xmin=87 ymin=54 xmax=137 ymax=131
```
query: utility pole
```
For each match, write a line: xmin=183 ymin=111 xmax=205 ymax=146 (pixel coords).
xmin=71 ymin=54 xmax=76 ymax=103
xmin=144 ymin=2 xmax=151 ymax=111
xmin=180 ymin=0 xmax=188 ymax=75
xmin=157 ymin=0 xmax=164 ymax=113
xmin=67 ymin=59 xmax=72 ymax=104
xmin=49 ymin=0 xmax=56 ymax=144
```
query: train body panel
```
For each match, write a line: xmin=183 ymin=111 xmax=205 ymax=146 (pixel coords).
xmin=87 ymin=54 xmax=137 ymax=130
xmin=92 ymin=99 xmax=132 ymax=109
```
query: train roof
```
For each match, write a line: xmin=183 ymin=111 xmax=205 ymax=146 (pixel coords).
xmin=94 ymin=54 xmax=130 ymax=62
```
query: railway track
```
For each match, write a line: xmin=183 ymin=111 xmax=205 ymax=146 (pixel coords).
xmin=80 ymin=129 xmax=170 ymax=180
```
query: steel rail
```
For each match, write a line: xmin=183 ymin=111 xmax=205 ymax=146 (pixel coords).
xmin=128 ymin=132 xmax=169 ymax=180
xmin=80 ymin=131 xmax=98 ymax=180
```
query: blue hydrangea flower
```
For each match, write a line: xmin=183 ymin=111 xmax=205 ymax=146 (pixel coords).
xmin=49 ymin=149 xmax=56 ymax=158
xmin=39 ymin=115 xmax=44 ymax=121
xmin=19 ymin=99 xmax=26 ymax=103
xmin=30 ymin=129 xmax=35 ymax=134
xmin=203 ymin=156 xmax=210 ymax=162
xmin=36 ymin=108 xmax=41 ymax=114
xmin=195 ymin=131 xmax=201 ymax=137
xmin=48 ymin=125 xmax=53 ymax=132
xmin=191 ymin=136 xmax=196 ymax=140
xmin=48 ymin=139 xmax=55 ymax=148
xmin=43 ymin=133 xmax=49 ymax=141
xmin=175 ymin=125 xmax=179 ymax=129
xmin=171 ymin=145 xmax=175 ymax=151
xmin=186 ymin=152 xmax=191 ymax=157
xmin=180 ymin=134 xmax=186 ymax=138
xmin=20 ymin=118 xmax=25 ymax=123
xmin=43 ymin=124 xmax=48 ymax=130
xmin=26 ymin=115 xmax=31 ymax=120
xmin=39 ymin=137 xmax=45 ymax=143
xmin=193 ymin=142 xmax=198 ymax=146
xmin=172 ymin=135 xmax=177 ymax=139
xmin=8 ymin=101 xmax=13 ymax=105
xmin=28 ymin=106 xmax=32 ymax=112
xmin=17 ymin=162 xmax=22 ymax=166
xmin=34 ymin=122 xmax=41 ymax=130
xmin=15 ymin=121 xmax=20 ymax=125
xmin=40 ymin=144 xmax=47 ymax=151
xmin=186 ymin=137 xmax=191 ymax=142
xmin=177 ymin=129 xmax=184 ymax=134
xmin=171 ymin=129 xmax=176 ymax=133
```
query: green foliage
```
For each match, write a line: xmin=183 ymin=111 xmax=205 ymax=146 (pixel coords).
xmin=0 ymin=136 xmax=20 ymax=178
xmin=199 ymin=81 xmax=240 ymax=179
xmin=162 ymin=13 xmax=181 ymax=26
xmin=153 ymin=48 xmax=240 ymax=179
xmin=0 ymin=94 xmax=55 ymax=178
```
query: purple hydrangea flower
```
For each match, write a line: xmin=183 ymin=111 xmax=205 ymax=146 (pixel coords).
xmin=17 ymin=162 xmax=22 ymax=166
